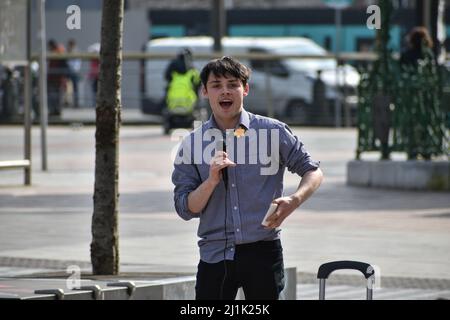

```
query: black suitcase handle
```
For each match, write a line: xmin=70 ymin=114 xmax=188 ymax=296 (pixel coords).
xmin=317 ymin=260 xmax=375 ymax=279
xmin=317 ymin=260 xmax=375 ymax=300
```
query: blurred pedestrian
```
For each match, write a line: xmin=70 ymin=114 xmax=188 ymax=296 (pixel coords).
xmin=313 ymin=69 xmax=328 ymax=125
xmin=88 ymin=43 xmax=100 ymax=108
xmin=400 ymin=27 xmax=438 ymax=161
xmin=162 ymin=48 xmax=200 ymax=134
xmin=0 ymin=66 xmax=19 ymax=121
xmin=400 ymin=27 xmax=435 ymax=67
xmin=47 ymin=39 xmax=68 ymax=116
xmin=66 ymin=39 xmax=82 ymax=108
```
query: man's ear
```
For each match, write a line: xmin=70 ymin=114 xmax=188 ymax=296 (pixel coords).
xmin=243 ymin=83 xmax=249 ymax=97
xmin=201 ymin=85 xmax=208 ymax=97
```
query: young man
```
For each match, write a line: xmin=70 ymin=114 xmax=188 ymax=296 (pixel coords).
xmin=172 ymin=56 xmax=323 ymax=300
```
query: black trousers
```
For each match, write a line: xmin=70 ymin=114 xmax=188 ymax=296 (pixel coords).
xmin=195 ymin=239 xmax=285 ymax=300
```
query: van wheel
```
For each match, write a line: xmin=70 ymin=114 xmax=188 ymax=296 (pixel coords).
xmin=285 ymin=100 xmax=310 ymax=125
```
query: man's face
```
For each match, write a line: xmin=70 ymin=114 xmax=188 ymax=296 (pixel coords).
xmin=202 ymin=73 xmax=249 ymax=122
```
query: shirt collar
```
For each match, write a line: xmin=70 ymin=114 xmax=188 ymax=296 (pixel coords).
xmin=238 ymin=109 xmax=250 ymax=130
xmin=205 ymin=109 xmax=250 ymax=131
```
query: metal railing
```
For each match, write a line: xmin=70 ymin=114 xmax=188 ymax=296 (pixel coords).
xmin=356 ymin=54 xmax=449 ymax=160
xmin=2 ymin=50 xmax=446 ymax=129
xmin=22 ymin=51 xmax=385 ymax=126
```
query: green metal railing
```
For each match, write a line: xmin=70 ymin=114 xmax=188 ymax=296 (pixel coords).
xmin=356 ymin=55 xmax=449 ymax=160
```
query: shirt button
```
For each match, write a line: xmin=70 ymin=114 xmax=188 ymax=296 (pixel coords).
xmin=232 ymin=184 xmax=236 ymax=187
xmin=233 ymin=206 xmax=237 ymax=210
xmin=236 ymin=228 xmax=240 ymax=232
xmin=230 ymin=248 xmax=234 ymax=251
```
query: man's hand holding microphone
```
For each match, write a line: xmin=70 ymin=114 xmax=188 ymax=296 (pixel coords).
xmin=208 ymin=141 xmax=236 ymax=187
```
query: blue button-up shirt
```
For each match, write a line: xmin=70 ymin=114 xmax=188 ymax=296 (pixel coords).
xmin=172 ymin=110 xmax=320 ymax=263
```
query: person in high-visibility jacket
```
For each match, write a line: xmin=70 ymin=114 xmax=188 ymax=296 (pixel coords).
xmin=166 ymin=69 xmax=200 ymax=114
xmin=165 ymin=49 xmax=200 ymax=115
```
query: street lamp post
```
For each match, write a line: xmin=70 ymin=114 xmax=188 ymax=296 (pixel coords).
xmin=334 ymin=7 xmax=342 ymax=128
xmin=24 ymin=0 xmax=32 ymax=184
xmin=323 ymin=0 xmax=352 ymax=127
xmin=38 ymin=0 xmax=48 ymax=171
xmin=211 ymin=0 xmax=226 ymax=53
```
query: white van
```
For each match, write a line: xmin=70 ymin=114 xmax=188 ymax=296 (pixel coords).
xmin=141 ymin=36 xmax=360 ymax=125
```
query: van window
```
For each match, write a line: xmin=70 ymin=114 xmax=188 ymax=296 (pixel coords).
xmin=248 ymin=48 xmax=289 ymax=78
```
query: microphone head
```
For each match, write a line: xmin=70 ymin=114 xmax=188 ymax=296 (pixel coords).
xmin=215 ymin=138 xmax=226 ymax=153
xmin=215 ymin=138 xmax=228 ymax=185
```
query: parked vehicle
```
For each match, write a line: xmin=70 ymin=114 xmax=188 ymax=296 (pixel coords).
xmin=141 ymin=36 xmax=360 ymax=125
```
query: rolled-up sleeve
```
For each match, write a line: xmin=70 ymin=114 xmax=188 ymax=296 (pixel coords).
xmin=172 ymin=162 xmax=202 ymax=221
xmin=278 ymin=123 xmax=320 ymax=177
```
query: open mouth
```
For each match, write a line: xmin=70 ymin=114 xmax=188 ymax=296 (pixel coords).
xmin=219 ymin=100 xmax=233 ymax=109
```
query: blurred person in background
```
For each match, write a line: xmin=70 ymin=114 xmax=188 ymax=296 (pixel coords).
xmin=162 ymin=48 xmax=200 ymax=134
xmin=47 ymin=39 xmax=68 ymax=116
xmin=88 ymin=43 xmax=100 ymax=108
xmin=400 ymin=27 xmax=443 ymax=161
xmin=400 ymin=26 xmax=436 ymax=67
xmin=66 ymin=39 xmax=82 ymax=108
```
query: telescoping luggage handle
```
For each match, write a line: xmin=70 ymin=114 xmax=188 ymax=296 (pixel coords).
xmin=317 ymin=260 xmax=375 ymax=300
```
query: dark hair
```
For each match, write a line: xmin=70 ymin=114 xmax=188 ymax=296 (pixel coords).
xmin=178 ymin=48 xmax=192 ymax=59
xmin=68 ymin=38 xmax=76 ymax=47
xmin=408 ymin=26 xmax=433 ymax=50
xmin=48 ymin=39 xmax=57 ymax=50
xmin=177 ymin=48 xmax=193 ymax=71
xmin=200 ymin=56 xmax=251 ymax=88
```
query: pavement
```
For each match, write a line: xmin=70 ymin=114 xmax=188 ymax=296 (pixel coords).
xmin=0 ymin=108 xmax=162 ymax=126
xmin=1 ymin=107 xmax=450 ymax=299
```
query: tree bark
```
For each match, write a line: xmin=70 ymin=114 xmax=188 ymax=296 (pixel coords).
xmin=91 ymin=0 xmax=124 ymax=275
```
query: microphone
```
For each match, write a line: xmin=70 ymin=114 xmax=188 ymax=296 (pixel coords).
xmin=216 ymin=139 xmax=228 ymax=187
